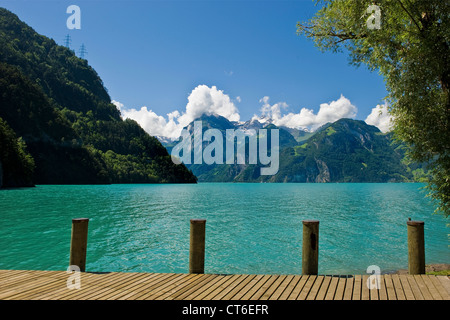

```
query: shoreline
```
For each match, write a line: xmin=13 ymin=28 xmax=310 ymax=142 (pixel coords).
xmin=387 ymin=263 xmax=450 ymax=276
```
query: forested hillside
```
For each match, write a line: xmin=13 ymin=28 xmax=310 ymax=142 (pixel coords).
xmin=0 ymin=8 xmax=196 ymax=187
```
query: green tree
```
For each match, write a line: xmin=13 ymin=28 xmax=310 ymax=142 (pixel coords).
xmin=0 ymin=117 xmax=35 ymax=187
xmin=297 ymin=0 xmax=449 ymax=217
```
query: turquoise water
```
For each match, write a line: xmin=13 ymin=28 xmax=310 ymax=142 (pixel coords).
xmin=0 ymin=183 xmax=448 ymax=275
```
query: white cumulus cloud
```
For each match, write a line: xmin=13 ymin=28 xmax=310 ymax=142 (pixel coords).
xmin=114 ymin=88 xmax=377 ymax=140
xmin=114 ymin=85 xmax=240 ymax=140
xmin=365 ymin=102 xmax=393 ymax=133
xmin=253 ymin=94 xmax=357 ymax=131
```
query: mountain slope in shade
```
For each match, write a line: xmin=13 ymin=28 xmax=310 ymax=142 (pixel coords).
xmin=0 ymin=8 xmax=196 ymax=186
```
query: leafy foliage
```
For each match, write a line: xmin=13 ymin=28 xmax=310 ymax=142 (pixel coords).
xmin=0 ymin=117 xmax=35 ymax=187
xmin=297 ymin=0 xmax=449 ymax=217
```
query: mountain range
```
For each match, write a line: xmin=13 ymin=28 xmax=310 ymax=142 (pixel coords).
xmin=162 ymin=114 xmax=429 ymax=183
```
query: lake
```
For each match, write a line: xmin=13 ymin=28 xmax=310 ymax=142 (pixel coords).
xmin=0 ymin=183 xmax=448 ymax=275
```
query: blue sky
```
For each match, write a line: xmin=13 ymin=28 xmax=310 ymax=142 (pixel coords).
xmin=1 ymin=0 xmax=391 ymax=138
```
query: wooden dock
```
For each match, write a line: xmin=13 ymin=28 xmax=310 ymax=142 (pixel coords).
xmin=0 ymin=269 xmax=449 ymax=300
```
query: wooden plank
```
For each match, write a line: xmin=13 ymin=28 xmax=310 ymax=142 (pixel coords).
xmin=231 ymin=274 xmax=266 ymax=300
xmin=155 ymin=274 xmax=204 ymax=300
xmin=436 ymin=275 xmax=450 ymax=295
xmin=217 ymin=274 xmax=257 ymax=300
xmin=361 ymin=275 xmax=370 ymax=300
xmin=61 ymin=272 xmax=144 ymax=300
xmin=429 ymin=276 xmax=450 ymax=300
xmin=227 ymin=276 xmax=268 ymax=300
xmin=163 ymin=273 xmax=209 ymax=300
xmin=240 ymin=275 xmax=273 ymax=300
xmin=3 ymin=272 xmax=70 ymax=300
xmin=222 ymin=275 xmax=255 ymax=300
xmin=286 ymin=275 xmax=308 ymax=300
xmin=297 ymin=275 xmax=316 ymax=300
xmin=34 ymin=272 xmax=113 ymax=300
xmin=377 ymin=275 xmax=387 ymax=300
xmin=30 ymin=272 xmax=104 ymax=300
xmin=143 ymin=273 xmax=198 ymax=300
xmin=343 ymin=276 xmax=354 ymax=300
xmin=0 ymin=270 xmax=32 ymax=282
xmin=223 ymin=275 xmax=258 ymax=300
xmin=55 ymin=272 xmax=137 ymax=300
xmin=3 ymin=270 xmax=446 ymax=301
xmin=384 ymin=274 xmax=397 ymax=300
xmin=201 ymin=274 xmax=243 ymax=300
xmin=101 ymin=273 xmax=171 ymax=300
xmin=105 ymin=272 xmax=169 ymax=300
xmin=189 ymin=274 xmax=231 ymax=300
xmin=260 ymin=275 xmax=287 ymax=300
xmin=325 ymin=276 xmax=339 ymax=300
xmin=390 ymin=274 xmax=405 ymax=300
xmin=278 ymin=275 xmax=302 ymax=300
xmin=5 ymin=272 xmax=74 ymax=300
xmin=333 ymin=276 xmax=346 ymax=300
xmin=213 ymin=274 xmax=251 ymax=300
xmin=315 ymin=276 xmax=331 ymax=300
xmin=419 ymin=275 xmax=442 ymax=300
xmin=0 ymin=272 xmax=71 ymax=300
xmin=269 ymin=275 xmax=295 ymax=300
xmin=369 ymin=276 xmax=379 ymax=300
xmin=398 ymin=274 xmax=415 ymax=300
xmin=406 ymin=275 xmax=424 ymax=300
xmin=85 ymin=273 xmax=156 ymax=300
xmin=57 ymin=272 xmax=141 ymax=300
xmin=413 ymin=275 xmax=433 ymax=300
xmin=306 ymin=275 xmax=324 ymax=300
xmin=0 ymin=271 xmax=44 ymax=289
xmin=184 ymin=275 xmax=228 ymax=300
xmin=248 ymin=275 xmax=279 ymax=300
xmin=352 ymin=275 xmax=361 ymax=300
xmin=0 ymin=270 xmax=21 ymax=279
xmin=0 ymin=270 xmax=61 ymax=287
xmin=171 ymin=274 xmax=218 ymax=300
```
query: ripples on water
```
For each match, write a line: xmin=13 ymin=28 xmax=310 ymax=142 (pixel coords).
xmin=0 ymin=183 xmax=448 ymax=275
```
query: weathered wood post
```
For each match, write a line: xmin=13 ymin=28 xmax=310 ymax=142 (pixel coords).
xmin=407 ymin=219 xmax=425 ymax=275
xmin=302 ymin=220 xmax=319 ymax=275
xmin=69 ymin=218 xmax=89 ymax=272
xmin=189 ymin=219 xmax=206 ymax=274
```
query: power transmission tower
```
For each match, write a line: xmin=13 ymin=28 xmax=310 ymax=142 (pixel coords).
xmin=63 ymin=34 xmax=72 ymax=48
xmin=78 ymin=43 xmax=88 ymax=60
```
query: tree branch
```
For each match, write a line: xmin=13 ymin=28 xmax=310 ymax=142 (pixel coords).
xmin=297 ymin=23 xmax=367 ymax=42
xmin=396 ymin=0 xmax=422 ymax=32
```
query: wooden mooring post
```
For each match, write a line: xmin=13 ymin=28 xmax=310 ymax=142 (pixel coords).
xmin=69 ymin=218 xmax=89 ymax=272
xmin=407 ymin=219 xmax=425 ymax=275
xmin=302 ymin=220 xmax=319 ymax=275
xmin=189 ymin=219 xmax=206 ymax=274
xmin=64 ymin=217 xmax=425 ymax=277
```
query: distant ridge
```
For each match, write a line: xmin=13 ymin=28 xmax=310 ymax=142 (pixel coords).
xmin=162 ymin=114 xmax=429 ymax=183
